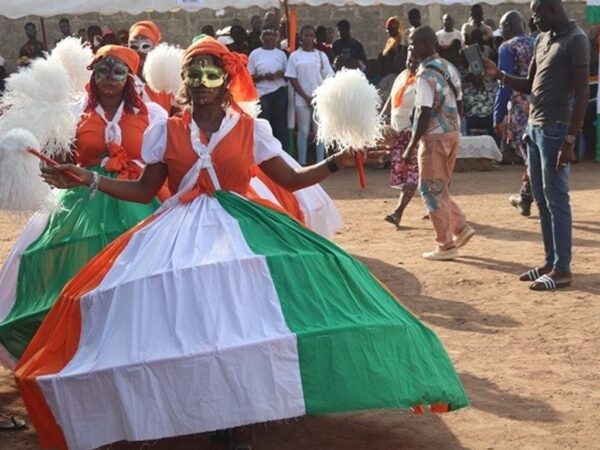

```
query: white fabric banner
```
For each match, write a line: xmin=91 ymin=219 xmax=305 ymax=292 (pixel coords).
xmin=0 ymin=0 xmax=279 ymax=19
xmin=0 ymin=0 xmax=532 ymax=18
xmin=286 ymin=0 xmax=530 ymax=4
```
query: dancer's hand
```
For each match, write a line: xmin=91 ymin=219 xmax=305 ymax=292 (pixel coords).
xmin=41 ymin=164 xmax=91 ymax=189
xmin=333 ymin=147 xmax=361 ymax=168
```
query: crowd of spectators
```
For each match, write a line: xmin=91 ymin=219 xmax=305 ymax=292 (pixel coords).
xmin=1 ymin=5 xmax=598 ymax=164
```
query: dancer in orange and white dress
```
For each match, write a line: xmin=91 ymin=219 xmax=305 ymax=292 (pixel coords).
xmin=18 ymin=37 xmax=468 ymax=450
xmin=128 ymin=21 xmax=174 ymax=113
xmin=0 ymin=45 xmax=166 ymax=369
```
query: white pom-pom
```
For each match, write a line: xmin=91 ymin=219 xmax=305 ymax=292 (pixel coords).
xmin=0 ymin=128 xmax=58 ymax=213
xmin=313 ymin=69 xmax=384 ymax=150
xmin=49 ymin=36 xmax=93 ymax=96
xmin=0 ymin=58 xmax=77 ymax=159
xmin=143 ymin=43 xmax=184 ymax=95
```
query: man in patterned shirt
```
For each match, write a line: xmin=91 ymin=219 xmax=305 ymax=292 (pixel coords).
xmin=493 ymin=10 xmax=535 ymax=216
xmin=403 ymin=26 xmax=475 ymax=261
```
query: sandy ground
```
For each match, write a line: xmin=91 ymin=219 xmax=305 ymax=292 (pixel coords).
xmin=1 ymin=162 xmax=599 ymax=450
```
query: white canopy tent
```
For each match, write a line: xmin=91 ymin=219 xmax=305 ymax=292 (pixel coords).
xmin=0 ymin=0 xmax=531 ymax=19
xmin=286 ymin=0 xmax=530 ymax=4
xmin=0 ymin=0 xmax=278 ymax=19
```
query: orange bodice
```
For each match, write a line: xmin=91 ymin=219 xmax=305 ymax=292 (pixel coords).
xmin=74 ymin=108 xmax=149 ymax=180
xmin=163 ymin=112 xmax=305 ymax=223
xmin=164 ymin=112 xmax=255 ymax=198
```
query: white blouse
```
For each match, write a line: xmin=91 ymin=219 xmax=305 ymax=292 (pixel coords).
xmin=142 ymin=109 xmax=285 ymax=166
xmin=390 ymin=70 xmax=416 ymax=132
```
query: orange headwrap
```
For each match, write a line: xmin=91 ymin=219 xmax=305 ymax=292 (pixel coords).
xmin=182 ymin=36 xmax=257 ymax=107
xmin=129 ymin=21 xmax=161 ymax=45
xmin=92 ymin=45 xmax=140 ymax=75
xmin=386 ymin=16 xmax=400 ymax=28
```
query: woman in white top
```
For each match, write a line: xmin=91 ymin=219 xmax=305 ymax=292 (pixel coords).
xmin=248 ymin=26 xmax=288 ymax=150
xmin=384 ymin=58 xmax=419 ymax=228
xmin=285 ymin=25 xmax=334 ymax=165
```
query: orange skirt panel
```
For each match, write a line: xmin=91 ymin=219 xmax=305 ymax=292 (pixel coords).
xmin=14 ymin=216 xmax=159 ymax=450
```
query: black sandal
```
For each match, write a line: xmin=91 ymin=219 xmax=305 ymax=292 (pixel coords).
xmin=529 ymin=274 xmax=572 ymax=291
xmin=384 ymin=213 xmax=400 ymax=228
xmin=0 ymin=416 xmax=26 ymax=432
xmin=519 ymin=267 xmax=551 ymax=282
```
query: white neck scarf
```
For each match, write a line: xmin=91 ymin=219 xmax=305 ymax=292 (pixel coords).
xmin=156 ymin=111 xmax=240 ymax=213
xmin=95 ymin=102 xmax=125 ymax=145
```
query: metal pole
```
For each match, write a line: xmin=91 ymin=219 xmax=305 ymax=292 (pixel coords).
xmin=39 ymin=17 xmax=49 ymax=51
xmin=283 ymin=0 xmax=290 ymax=44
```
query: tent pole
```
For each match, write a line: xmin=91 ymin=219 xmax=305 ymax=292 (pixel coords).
xmin=40 ymin=17 xmax=49 ymax=50
xmin=283 ymin=0 xmax=291 ymax=42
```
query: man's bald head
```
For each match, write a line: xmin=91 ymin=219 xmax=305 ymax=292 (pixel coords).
xmin=411 ymin=26 xmax=438 ymax=47
xmin=409 ymin=26 xmax=438 ymax=61
xmin=500 ymin=10 xmax=525 ymax=39
xmin=443 ymin=14 xmax=455 ymax=32
xmin=531 ymin=0 xmax=567 ymax=33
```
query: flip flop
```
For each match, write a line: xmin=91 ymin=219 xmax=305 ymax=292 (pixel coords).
xmin=0 ymin=416 xmax=26 ymax=432
xmin=529 ymin=274 xmax=572 ymax=291
xmin=519 ymin=267 xmax=550 ymax=282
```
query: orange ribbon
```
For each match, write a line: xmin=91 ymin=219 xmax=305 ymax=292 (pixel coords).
xmin=103 ymin=142 xmax=142 ymax=180
xmin=393 ymin=71 xmax=416 ymax=109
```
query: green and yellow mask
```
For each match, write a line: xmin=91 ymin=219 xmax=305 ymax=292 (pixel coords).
xmin=182 ymin=62 xmax=226 ymax=89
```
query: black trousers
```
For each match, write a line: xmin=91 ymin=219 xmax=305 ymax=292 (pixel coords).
xmin=259 ymin=86 xmax=289 ymax=152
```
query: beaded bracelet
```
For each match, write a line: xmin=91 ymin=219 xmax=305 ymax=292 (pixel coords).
xmin=88 ymin=171 xmax=100 ymax=199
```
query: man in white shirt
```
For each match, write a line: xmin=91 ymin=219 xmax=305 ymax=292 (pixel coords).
xmin=437 ymin=14 xmax=463 ymax=48
xmin=461 ymin=4 xmax=494 ymax=43
xmin=248 ymin=27 xmax=289 ymax=149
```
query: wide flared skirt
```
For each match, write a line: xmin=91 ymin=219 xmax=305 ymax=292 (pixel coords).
xmin=15 ymin=191 xmax=468 ymax=450
xmin=0 ymin=168 xmax=160 ymax=368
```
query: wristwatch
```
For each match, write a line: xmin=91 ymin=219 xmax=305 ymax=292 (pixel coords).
xmin=565 ymin=134 xmax=576 ymax=145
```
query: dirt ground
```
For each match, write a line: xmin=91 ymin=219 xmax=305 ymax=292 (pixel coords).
xmin=1 ymin=162 xmax=599 ymax=450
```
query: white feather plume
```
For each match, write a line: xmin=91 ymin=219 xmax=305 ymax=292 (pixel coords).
xmin=0 ymin=57 xmax=77 ymax=159
xmin=143 ymin=43 xmax=184 ymax=95
xmin=237 ymin=100 xmax=261 ymax=118
xmin=313 ymin=69 xmax=384 ymax=150
xmin=0 ymin=128 xmax=59 ymax=213
xmin=49 ymin=36 xmax=93 ymax=97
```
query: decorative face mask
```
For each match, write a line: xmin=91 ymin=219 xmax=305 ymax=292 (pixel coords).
xmin=129 ymin=36 xmax=154 ymax=54
xmin=94 ymin=56 xmax=129 ymax=83
xmin=182 ymin=62 xmax=226 ymax=89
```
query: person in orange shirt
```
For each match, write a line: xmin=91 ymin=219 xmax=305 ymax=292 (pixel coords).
xmin=19 ymin=36 xmax=468 ymax=450
xmin=128 ymin=20 xmax=174 ymax=113
xmin=0 ymin=46 xmax=166 ymax=370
